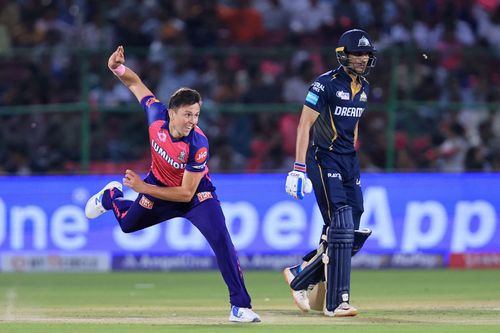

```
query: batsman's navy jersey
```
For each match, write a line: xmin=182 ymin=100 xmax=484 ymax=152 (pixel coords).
xmin=140 ymin=95 xmax=215 ymax=197
xmin=304 ymin=66 xmax=370 ymax=153
xmin=303 ymin=67 xmax=368 ymax=230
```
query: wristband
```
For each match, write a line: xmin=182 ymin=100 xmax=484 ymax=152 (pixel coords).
xmin=293 ymin=162 xmax=306 ymax=173
xmin=111 ymin=64 xmax=126 ymax=77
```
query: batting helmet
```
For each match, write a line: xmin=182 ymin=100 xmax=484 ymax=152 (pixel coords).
xmin=336 ymin=29 xmax=377 ymax=75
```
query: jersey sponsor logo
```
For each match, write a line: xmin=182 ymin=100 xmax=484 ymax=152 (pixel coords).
xmin=306 ymin=91 xmax=319 ymax=105
xmin=157 ymin=131 xmax=167 ymax=142
xmin=311 ymin=82 xmax=325 ymax=92
xmin=197 ymin=191 xmax=213 ymax=202
xmin=336 ymin=90 xmax=350 ymax=100
xmin=195 ymin=147 xmax=208 ymax=163
xmin=139 ymin=195 xmax=154 ymax=209
xmin=146 ymin=97 xmax=160 ymax=107
xmin=178 ymin=150 xmax=186 ymax=162
xmin=327 ymin=172 xmax=342 ymax=180
xmin=360 ymin=91 xmax=367 ymax=102
xmin=191 ymin=163 xmax=206 ymax=170
xmin=333 ymin=106 xmax=365 ymax=117
xmin=151 ymin=139 xmax=186 ymax=169
xmin=356 ymin=178 xmax=361 ymax=186
xmin=358 ymin=36 xmax=371 ymax=47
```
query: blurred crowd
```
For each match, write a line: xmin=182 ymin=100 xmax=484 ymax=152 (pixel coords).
xmin=1 ymin=0 xmax=500 ymax=175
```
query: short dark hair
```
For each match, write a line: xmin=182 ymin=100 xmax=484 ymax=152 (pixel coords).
xmin=168 ymin=88 xmax=202 ymax=110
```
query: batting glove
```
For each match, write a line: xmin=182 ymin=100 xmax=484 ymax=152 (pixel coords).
xmin=286 ymin=162 xmax=313 ymax=199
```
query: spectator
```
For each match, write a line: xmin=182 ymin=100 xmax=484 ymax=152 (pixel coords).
xmin=436 ymin=121 xmax=469 ymax=172
xmin=282 ymin=59 xmax=316 ymax=103
xmin=218 ymin=0 xmax=264 ymax=44
xmin=1 ymin=0 xmax=499 ymax=174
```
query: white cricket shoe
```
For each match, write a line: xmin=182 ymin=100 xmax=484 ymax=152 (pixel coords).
xmin=229 ymin=306 xmax=261 ymax=323
xmin=283 ymin=265 xmax=311 ymax=312
xmin=85 ymin=181 xmax=122 ymax=219
xmin=324 ymin=302 xmax=358 ymax=317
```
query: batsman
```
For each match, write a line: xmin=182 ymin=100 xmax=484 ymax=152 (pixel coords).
xmin=284 ymin=29 xmax=376 ymax=317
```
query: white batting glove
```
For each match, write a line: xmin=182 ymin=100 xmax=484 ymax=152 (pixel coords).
xmin=286 ymin=162 xmax=313 ymax=199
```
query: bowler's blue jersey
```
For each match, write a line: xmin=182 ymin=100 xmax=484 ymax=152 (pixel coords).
xmin=304 ymin=67 xmax=370 ymax=154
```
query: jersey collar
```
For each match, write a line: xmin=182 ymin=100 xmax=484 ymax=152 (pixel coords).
xmin=337 ymin=66 xmax=363 ymax=85
xmin=161 ymin=119 xmax=191 ymax=143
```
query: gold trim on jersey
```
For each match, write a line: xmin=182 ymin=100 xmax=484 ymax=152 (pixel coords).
xmin=328 ymin=106 xmax=338 ymax=151
xmin=354 ymin=121 xmax=359 ymax=148
xmin=350 ymin=77 xmax=362 ymax=101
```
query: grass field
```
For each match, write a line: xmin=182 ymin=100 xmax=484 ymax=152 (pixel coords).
xmin=1 ymin=269 xmax=499 ymax=332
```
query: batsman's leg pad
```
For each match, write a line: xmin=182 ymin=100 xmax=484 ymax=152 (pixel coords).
xmin=291 ymin=241 xmax=326 ymax=291
xmin=290 ymin=226 xmax=369 ymax=292
xmin=352 ymin=228 xmax=372 ymax=256
xmin=307 ymin=281 xmax=326 ymax=311
xmin=325 ymin=205 xmax=354 ymax=311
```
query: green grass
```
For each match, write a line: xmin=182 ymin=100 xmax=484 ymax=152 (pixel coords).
xmin=1 ymin=269 xmax=499 ymax=332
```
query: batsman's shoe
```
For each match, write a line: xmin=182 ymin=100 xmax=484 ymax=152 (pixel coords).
xmin=324 ymin=302 xmax=358 ymax=317
xmin=283 ymin=265 xmax=311 ymax=312
xmin=85 ymin=181 xmax=122 ymax=219
xmin=229 ymin=306 xmax=261 ymax=323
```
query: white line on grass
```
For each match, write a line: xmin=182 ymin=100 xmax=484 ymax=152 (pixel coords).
xmin=3 ymin=288 xmax=17 ymax=320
